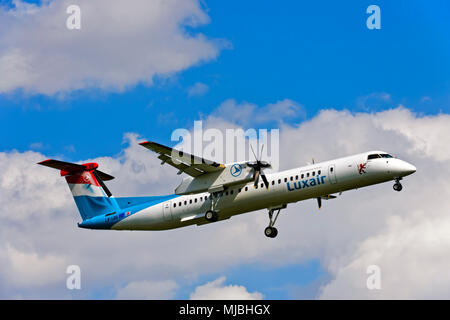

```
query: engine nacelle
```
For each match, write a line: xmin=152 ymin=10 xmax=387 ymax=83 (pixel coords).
xmin=175 ymin=162 xmax=254 ymax=195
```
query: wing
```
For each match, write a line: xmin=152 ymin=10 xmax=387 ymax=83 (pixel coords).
xmin=139 ymin=141 xmax=225 ymax=177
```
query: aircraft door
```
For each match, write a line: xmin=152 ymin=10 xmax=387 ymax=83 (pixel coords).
xmin=328 ymin=164 xmax=337 ymax=184
xmin=163 ymin=201 xmax=172 ymax=221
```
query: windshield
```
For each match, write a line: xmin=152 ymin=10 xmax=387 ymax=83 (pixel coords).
xmin=368 ymin=153 xmax=394 ymax=160
xmin=367 ymin=154 xmax=381 ymax=160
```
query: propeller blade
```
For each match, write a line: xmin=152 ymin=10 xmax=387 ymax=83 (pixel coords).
xmin=250 ymin=144 xmax=258 ymax=161
xmin=253 ymin=170 xmax=260 ymax=188
xmin=317 ymin=197 xmax=322 ymax=210
xmin=92 ymin=170 xmax=113 ymax=197
xmin=261 ymin=172 xmax=269 ymax=189
xmin=259 ymin=144 xmax=264 ymax=161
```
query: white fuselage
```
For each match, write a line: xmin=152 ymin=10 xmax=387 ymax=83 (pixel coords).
xmin=112 ymin=151 xmax=416 ymax=231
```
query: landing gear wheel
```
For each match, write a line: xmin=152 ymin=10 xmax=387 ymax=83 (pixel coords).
xmin=393 ymin=183 xmax=403 ymax=192
xmin=264 ymin=226 xmax=278 ymax=238
xmin=205 ymin=210 xmax=218 ymax=222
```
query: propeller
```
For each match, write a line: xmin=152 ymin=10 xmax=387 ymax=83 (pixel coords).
xmin=316 ymin=194 xmax=339 ymax=210
xmin=311 ymin=158 xmax=322 ymax=208
xmin=247 ymin=144 xmax=271 ymax=189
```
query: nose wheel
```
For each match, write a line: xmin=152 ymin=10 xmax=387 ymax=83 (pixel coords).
xmin=393 ymin=178 xmax=403 ymax=192
xmin=265 ymin=226 xmax=278 ymax=238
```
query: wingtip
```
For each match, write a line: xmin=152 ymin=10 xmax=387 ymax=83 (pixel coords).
xmin=139 ymin=141 xmax=150 ymax=145
xmin=37 ymin=159 xmax=52 ymax=165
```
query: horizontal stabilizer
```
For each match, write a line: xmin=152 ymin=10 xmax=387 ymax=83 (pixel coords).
xmin=38 ymin=159 xmax=114 ymax=181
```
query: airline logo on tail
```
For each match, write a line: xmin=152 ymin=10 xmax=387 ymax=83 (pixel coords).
xmin=37 ymin=159 xmax=117 ymax=221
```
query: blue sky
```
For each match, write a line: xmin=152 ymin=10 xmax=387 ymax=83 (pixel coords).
xmin=1 ymin=0 xmax=448 ymax=159
xmin=0 ymin=0 xmax=449 ymax=299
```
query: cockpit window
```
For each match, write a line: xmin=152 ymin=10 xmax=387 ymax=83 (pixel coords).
xmin=367 ymin=154 xmax=381 ymax=160
xmin=380 ymin=154 xmax=393 ymax=158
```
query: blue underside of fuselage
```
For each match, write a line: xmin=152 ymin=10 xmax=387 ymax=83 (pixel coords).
xmin=77 ymin=194 xmax=180 ymax=229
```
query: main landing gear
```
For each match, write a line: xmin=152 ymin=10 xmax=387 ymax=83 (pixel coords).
xmin=265 ymin=206 xmax=285 ymax=238
xmin=205 ymin=210 xmax=219 ymax=222
xmin=393 ymin=178 xmax=403 ymax=192
xmin=205 ymin=192 xmax=220 ymax=222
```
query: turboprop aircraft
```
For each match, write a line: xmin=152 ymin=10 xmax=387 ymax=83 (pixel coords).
xmin=38 ymin=141 xmax=416 ymax=238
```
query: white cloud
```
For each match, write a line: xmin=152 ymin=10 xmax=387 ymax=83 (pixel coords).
xmin=188 ymin=82 xmax=209 ymax=97
xmin=116 ymin=280 xmax=178 ymax=300
xmin=1 ymin=244 xmax=67 ymax=287
xmin=420 ymin=96 xmax=432 ymax=103
xmin=29 ymin=142 xmax=44 ymax=150
xmin=319 ymin=213 xmax=450 ymax=299
xmin=1 ymin=103 xmax=450 ymax=299
xmin=210 ymin=98 xmax=304 ymax=126
xmin=0 ymin=0 xmax=222 ymax=95
xmin=373 ymin=107 xmax=450 ymax=162
xmin=190 ymin=277 xmax=263 ymax=300
xmin=356 ymin=92 xmax=392 ymax=110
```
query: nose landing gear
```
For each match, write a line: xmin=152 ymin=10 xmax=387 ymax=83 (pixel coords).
xmin=265 ymin=226 xmax=278 ymax=238
xmin=393 ymin=178 xmax=403 ymax=192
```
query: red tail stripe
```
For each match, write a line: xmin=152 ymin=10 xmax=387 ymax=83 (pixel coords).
xmin=65 ymin=171 xmax=101 ymax=187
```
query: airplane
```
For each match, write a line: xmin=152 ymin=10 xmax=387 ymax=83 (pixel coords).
xmin=38 ymin=141 xmax=416 ymax=238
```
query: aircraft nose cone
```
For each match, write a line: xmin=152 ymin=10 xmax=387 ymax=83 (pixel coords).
xmin=402 ymin=162 xmax=416 ymax=176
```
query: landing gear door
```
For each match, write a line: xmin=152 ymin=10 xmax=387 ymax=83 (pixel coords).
xmin=163 ymin=201 xmax=172 ymax=221
xmin=328 ymin=164 xmax=337 ymax=184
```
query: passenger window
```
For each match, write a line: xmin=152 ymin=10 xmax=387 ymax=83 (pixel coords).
xmin=318 ymin=170 xmax=321 ymax=175
xmin=245 ymin=186 xmax=248 ymax=191
xmin=189 ymin=199 xmax=192 ymax=204
xmin=290 ymin=176 xmax=293 ymax=181
xmin=261 ymin=183 xmax=264 ymax=188
xmin=225 ymin=191 xmax=229 ymax=196
xmin=184 ymin=201 xmax=187 ymax=205
xmin=194 ymin=198 xmax=197 ymax=203
xmin=312 ymin=171 xmax=315 ymax=176
xmin=284 ymin=178 xmax=287 ymax=182
xmin=295 ymin=175 xmax=298 ymax=180
xmin=173 ymin=203 xmax=176 ymax=208
xmin=238 ymin=188 xmax=241 ymax=193
xmin=230 ymin=190 xmax=234 ymax=195
xmin=301 ymin=174 xmax=304 ymax=179
xmin=278 ymin=179 xmax=281 ymax=184
xmin=272 ymin=181 xmax=275 ymax=185
xmin=307 ymin=172 xmax=310 ymax=177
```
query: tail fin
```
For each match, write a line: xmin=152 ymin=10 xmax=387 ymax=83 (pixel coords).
xmin=38 ymin=159 xmax=119 ymax=221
